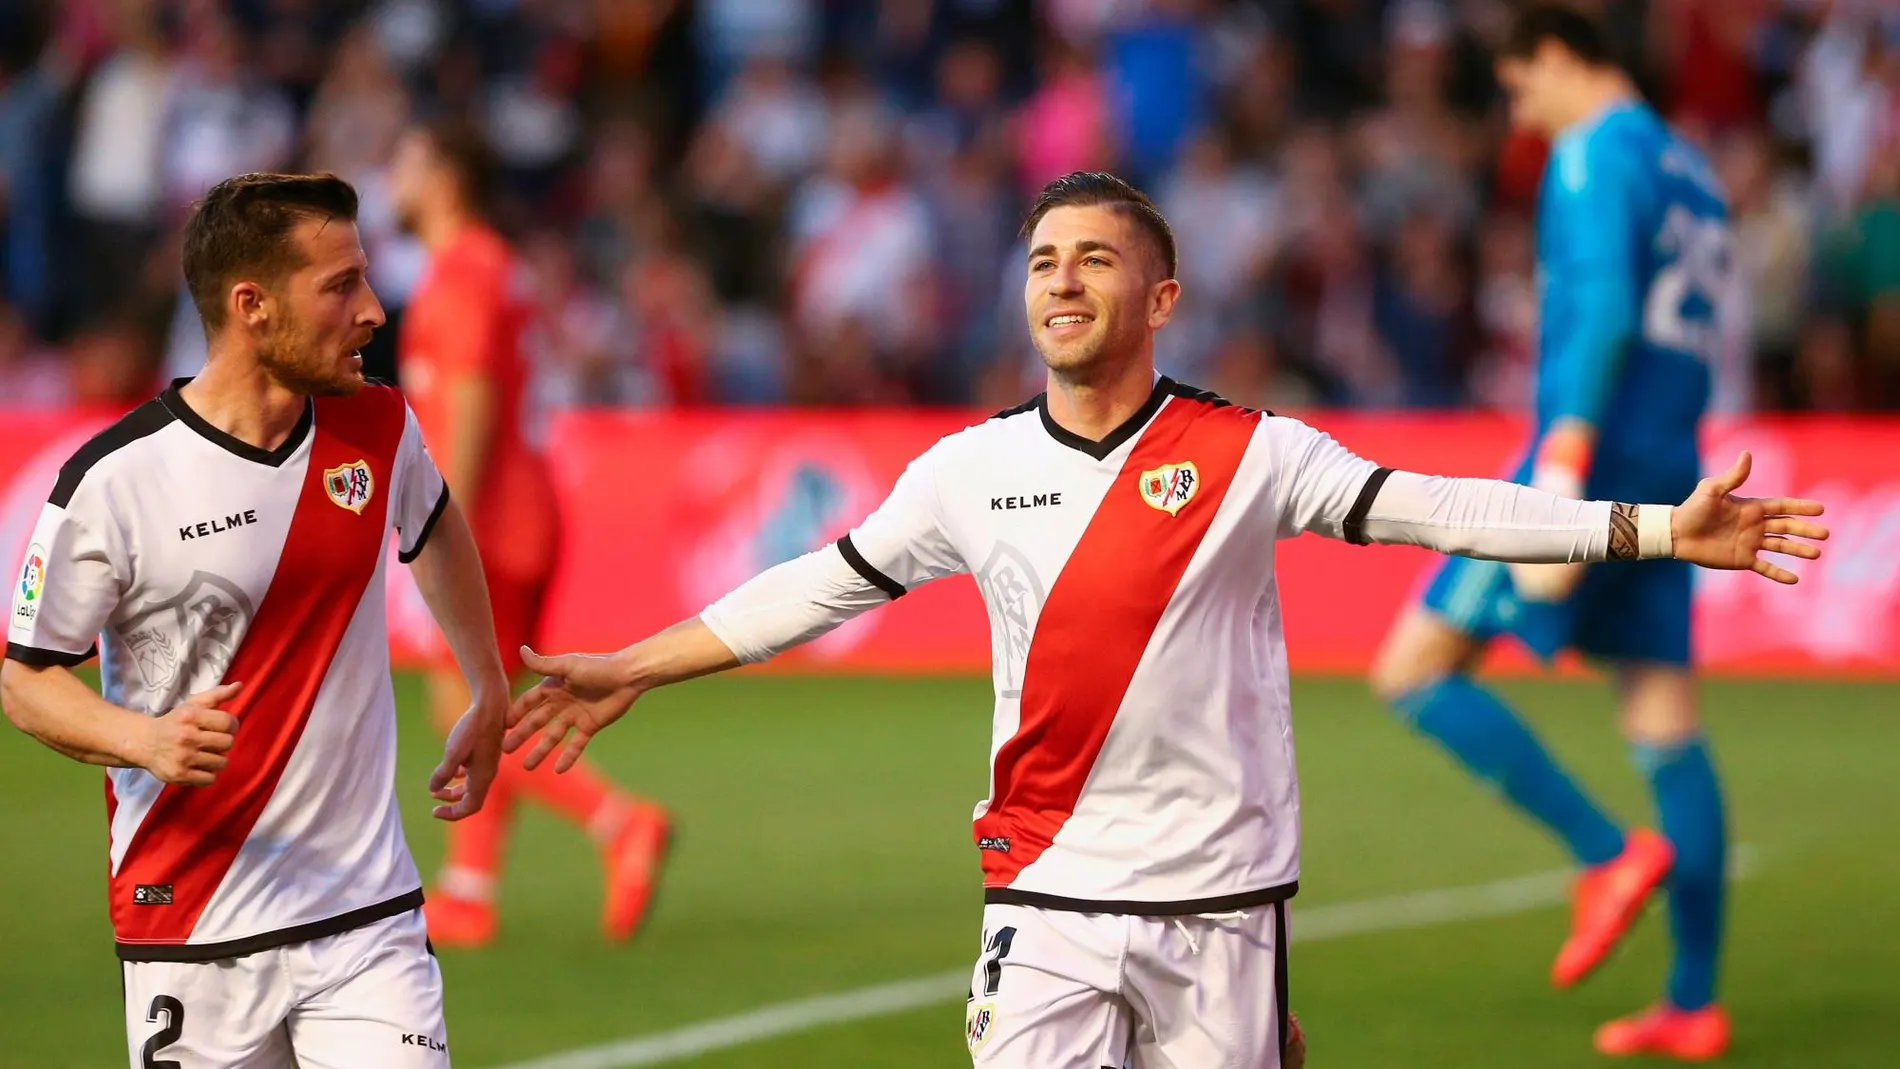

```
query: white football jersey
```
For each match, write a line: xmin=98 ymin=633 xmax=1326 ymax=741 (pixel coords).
xmin=6 ymin=381 xmax=448 ymax=961
xmin=768 ymin=378 xmax=1385 ymax=912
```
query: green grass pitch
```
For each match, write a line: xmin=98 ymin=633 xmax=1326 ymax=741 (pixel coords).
xmin=1 ymin=674 xmax=1895 ymax=1067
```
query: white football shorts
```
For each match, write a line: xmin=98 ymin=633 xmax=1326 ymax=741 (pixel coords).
xmin=122 ymin=907 xmax=449 ymax=1068
xmin=965 ymin=901 xmax=1290 ymax=1069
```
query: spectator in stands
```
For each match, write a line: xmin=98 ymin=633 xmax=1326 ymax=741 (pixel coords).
xmin=6 ymin=0 xmax=1899 ymax=413
xmin=64 ymin=2 xmax=173 ymax=321
xmin=785 ymin=98 xmax=935 ymax=402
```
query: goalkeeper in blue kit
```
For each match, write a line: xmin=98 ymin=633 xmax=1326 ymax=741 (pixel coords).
xmin=1373 ymin=6 xmax=1771 ymax=1059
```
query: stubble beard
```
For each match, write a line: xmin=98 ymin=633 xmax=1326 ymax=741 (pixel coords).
xmin=1036 ymin=317 xmax=1139 ymax=389
xmin=257 ymin=316 xmax=364 ymax=398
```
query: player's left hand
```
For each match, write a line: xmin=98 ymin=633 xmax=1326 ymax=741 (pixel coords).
xmin=428 ymin=689 xmax=506 ymax=821
xmin=1671 ymin=451 xmax=1828 ymax=583
xmin=504 ymin=646 xmax=642 ymax=773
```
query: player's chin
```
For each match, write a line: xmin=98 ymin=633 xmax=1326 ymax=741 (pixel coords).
xmin=312 ymin=371 xmax=366 ymax=397
xmin=1036 ymin=339 xmax=1099 ymax=374
xmin=317 ymin=353 xmax=368 ymax=396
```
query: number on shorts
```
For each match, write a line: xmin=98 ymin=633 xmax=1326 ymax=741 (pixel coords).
xmin=981 ymin=927 xmax=1016 ymax=998
xmin=140 ymin=995 xmax=184 ymax=1069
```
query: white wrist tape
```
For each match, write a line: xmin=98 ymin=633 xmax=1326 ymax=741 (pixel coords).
xmin=1638 ymin=504 xmax=1674 ymax=559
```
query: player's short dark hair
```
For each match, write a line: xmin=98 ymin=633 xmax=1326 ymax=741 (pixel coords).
xmin=1021 ymin=171 xmax=1178 ymax=281
xmin=1500 ymin=3 xmax=1615 ymax=67
xmin=182 ymin=172 xmax=360 ymax=330
xmin=415 ymin=116 xmax=500 ymax=219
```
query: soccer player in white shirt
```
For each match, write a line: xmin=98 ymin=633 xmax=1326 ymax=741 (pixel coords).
xmin=2 ymin=173 xmax=508 ymax=1068
xmin=503 ymin=172 xmax=1827 ymax=1068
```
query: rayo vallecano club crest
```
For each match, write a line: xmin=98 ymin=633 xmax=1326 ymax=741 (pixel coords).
xmin=1139 ymin=461 xmax=1200 ymax=516
xmin=324 ymin=460 xmax=375 ymax=514
xmin=966 ymin=1002 xmax=996 ymax=1053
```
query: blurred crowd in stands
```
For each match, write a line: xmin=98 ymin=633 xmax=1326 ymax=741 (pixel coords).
xmin=1 ymin=0 xmax=1898 ymax=414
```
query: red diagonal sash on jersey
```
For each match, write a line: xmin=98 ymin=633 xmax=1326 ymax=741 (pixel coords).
xmin=975 ymin=395 xmax=1261 ymax=887
xmin=111 ymin=389 xmax=405 ymax=946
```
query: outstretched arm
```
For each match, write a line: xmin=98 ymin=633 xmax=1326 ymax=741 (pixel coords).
xmin=1275 ymin=423 xmax=1825 ymax=578
xmin=1349 ymin=452 xmax=1825 ymax=579
xmin=506 ymin=443 xmax=967 ymax=772
xmin=503 ymin=537 xmax=899 ymax=772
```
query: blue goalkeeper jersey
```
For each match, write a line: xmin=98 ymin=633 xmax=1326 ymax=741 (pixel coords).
xmin=1528 ymin=101 xmax=1729 ymax=504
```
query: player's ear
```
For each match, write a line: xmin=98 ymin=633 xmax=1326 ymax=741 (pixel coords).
xmin=231 ymin=281 xmax=269 ymax=329
xmin=1148 ymin=276 xmax=1181 ymax=331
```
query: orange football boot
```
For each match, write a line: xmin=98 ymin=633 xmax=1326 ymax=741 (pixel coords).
xmin=603 ymin=802 xmax=673 ymax=942
xmin=422 ymin=893 xmax=498 ymax=949
xmin=1594 ymin=1004 xmax=1731 ymax=1060
xmin=1552 ymin=827 xmax=1674 ymax=987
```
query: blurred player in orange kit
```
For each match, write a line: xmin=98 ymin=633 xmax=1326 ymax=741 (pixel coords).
xmin=390 ymin=118 xmax=672 ymax=948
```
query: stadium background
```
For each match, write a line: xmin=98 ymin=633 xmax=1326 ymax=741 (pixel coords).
xmin=1 ymin=0 xmax=1897 ymax=1067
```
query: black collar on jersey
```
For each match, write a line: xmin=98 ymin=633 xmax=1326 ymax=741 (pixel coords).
xmin=160 ymin=378 xmax=314 ymax=468
xmin=1011 ymin=376 xmax=1178 ymax=461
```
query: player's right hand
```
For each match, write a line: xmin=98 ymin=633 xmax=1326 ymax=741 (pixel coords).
xmin=505 ymin=647 xmax=640 ymax=774
xmin=144 ymin=682 xmax=242 ymax=786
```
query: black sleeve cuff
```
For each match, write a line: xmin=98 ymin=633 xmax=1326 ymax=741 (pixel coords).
xmin=399 ymin=484 xmax=451 ymax=564
xmin=1341 ymin=467 xmax=1395 ymax=546
xmin=6 ymin=641 xmax=97 ymax=667
xmin=837 ymin=534 xmax=906 ymax=600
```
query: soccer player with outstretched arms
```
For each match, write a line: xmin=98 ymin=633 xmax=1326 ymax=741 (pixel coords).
xmin=505 ymin=170 xmax=1824 ymax=1068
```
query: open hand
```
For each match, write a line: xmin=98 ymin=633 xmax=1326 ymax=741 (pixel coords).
xmin=1671 ymin=451 xmax=1828 ymax=583
xmin=504 ymin=646 xmax=642 ymax=773
xmin=429 ymin=688 xmax=505 ymax=821
xmin=145 ymin=682 xmax=242 ymax=785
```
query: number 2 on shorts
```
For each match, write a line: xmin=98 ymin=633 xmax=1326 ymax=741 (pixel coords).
xmin=140 ymin=995 xmax=184 ymax=1069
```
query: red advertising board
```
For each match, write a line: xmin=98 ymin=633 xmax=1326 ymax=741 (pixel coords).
xmin=4 ymin=407 xmax=1896 ymax=677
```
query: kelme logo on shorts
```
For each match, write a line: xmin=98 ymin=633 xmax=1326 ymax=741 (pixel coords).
xmin=978 ymin=837 xmax=1011 ymax=853
xmin=133 ymin=884 xmax=173 ymax=906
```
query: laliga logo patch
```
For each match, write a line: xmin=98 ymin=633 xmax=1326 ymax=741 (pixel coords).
xmin=1138 ymin=461 xmax=1200 ymax=516
xmin=966 ymin=1002 xmax=996 ymax=1053
xmin=15 ymin=544 xmax=45 ymax=623
xmin=20 ymin=545 xmax=45 ymax=603
xmin=324 ymin=460 xmax=375 ymax=514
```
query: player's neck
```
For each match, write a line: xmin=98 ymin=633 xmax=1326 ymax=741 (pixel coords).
xmin=1044 ymin=359 xmax=1158 ymax=444
xmin=1558 ymin=74 xmax=1639 ymax=137
xmin=178 ymin=359 xmax=311 ymax=453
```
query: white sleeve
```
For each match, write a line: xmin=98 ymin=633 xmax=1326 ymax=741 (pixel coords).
xmin=700 ymin=442 xmax=967 ymax=663
xmin=1355 ymin=471 xmax=1616 ymax=562
xmin=6 ymin=485 xmax=124 ymax=667
xmin=1266 ymin=416 xmax=1384 ymax=540
xmin=392 ymin=403 xmax=450 ymax=564
xmin=1270 ymin=416 xmax=1657 ymax=562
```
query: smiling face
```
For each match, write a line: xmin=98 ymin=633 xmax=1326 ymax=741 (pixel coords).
xmin=249 ymin=217 xmax=384 ymax=396
xmin=1023 ymin=204 xmax=1179 ymax=383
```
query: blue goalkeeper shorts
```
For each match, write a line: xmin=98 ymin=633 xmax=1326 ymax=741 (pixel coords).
xmin=1419 ymin=552 xmax=1694 ymax=666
